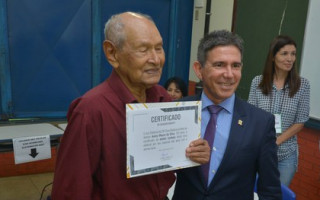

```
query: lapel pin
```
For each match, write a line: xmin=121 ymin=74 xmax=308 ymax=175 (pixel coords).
xmin=238 ymin=120 xmax=243 ymax=126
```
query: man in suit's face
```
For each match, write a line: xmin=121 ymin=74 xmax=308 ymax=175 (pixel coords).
xmin=193 ymin=45 xmax=242 ymax=105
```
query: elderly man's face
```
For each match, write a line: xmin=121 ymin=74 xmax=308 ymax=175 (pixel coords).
xmin=115 ymin=16 xmax=165 ymax=90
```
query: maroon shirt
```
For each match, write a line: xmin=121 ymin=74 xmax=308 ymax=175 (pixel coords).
xmin=52 ymin=70 xmax=175 ymax=200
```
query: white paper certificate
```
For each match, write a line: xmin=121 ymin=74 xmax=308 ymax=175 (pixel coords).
xmin=126 ymin=101 xmax=202 ymax=178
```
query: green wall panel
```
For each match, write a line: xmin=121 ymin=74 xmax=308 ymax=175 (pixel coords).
xmin=234 ymin=0 xmax=309 ymax=100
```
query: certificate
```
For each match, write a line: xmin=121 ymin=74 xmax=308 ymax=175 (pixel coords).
xmin=126 ymin=101 xmax=202 ymax=178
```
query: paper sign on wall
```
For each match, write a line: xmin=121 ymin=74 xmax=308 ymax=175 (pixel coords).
xmin=13 ymin=135 xmax=51 ymax=164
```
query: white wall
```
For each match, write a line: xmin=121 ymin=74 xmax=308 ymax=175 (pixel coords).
xmin=189 ymin=0 xmax=234 ymax=82
xmin=300 ymin=0 xmax=320 ymax=120
xmin=188 ymin=0 xmax=207 ymax=82
xmin=209 ymin=0 xmax=234 ymax=32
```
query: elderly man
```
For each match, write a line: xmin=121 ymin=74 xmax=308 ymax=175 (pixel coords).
xmin=51 ymin=12 xmax=209 ymax=200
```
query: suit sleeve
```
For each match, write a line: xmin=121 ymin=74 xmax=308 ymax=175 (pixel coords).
xmin=257 ymin=114 xmax=282 ymax=200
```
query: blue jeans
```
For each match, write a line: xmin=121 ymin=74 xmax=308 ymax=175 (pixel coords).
xmin=278 ymin=151 xmax=297 ymax=186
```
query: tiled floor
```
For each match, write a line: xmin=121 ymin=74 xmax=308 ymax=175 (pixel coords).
xmin=0 ymin=172 xmax=53 ymax=200
xmin=0 ymin=172 xmax=258 ymax=200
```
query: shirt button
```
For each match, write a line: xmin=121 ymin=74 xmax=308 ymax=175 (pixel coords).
xmin=212 ymin=170 xmax=216 ymax=174
xmin=212 ymin=147 xmax=216 ymax=151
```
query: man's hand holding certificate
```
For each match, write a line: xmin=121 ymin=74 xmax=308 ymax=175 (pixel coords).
xmin=126 ymin=101 xmax=207 ymax=178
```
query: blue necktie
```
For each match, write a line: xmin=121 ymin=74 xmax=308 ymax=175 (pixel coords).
xmin=202 ymin=105 xmax=223 ymax=185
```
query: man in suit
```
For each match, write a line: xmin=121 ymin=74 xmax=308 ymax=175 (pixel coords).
xmin=172 ymin=30 xmax=282 ymax=200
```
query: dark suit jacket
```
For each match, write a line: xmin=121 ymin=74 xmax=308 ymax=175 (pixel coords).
xmin=172 ymin=94 xmax=282 ymax=200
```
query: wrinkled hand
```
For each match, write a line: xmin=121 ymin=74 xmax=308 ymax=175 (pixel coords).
xmin=185 ymin=138 xmax=210 ymax=164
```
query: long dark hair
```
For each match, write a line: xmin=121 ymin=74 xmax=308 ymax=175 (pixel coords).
xmin=259 ymin=35 xmax=301 ymax=97
xmin=164 ymin=77 xmax=188 ymax=97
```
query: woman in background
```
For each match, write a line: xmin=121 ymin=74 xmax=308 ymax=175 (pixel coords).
xmin=164 ymin=76 xmax=188 ymax=100
xmin=248 ymin=35 xmax=310 ymax=186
